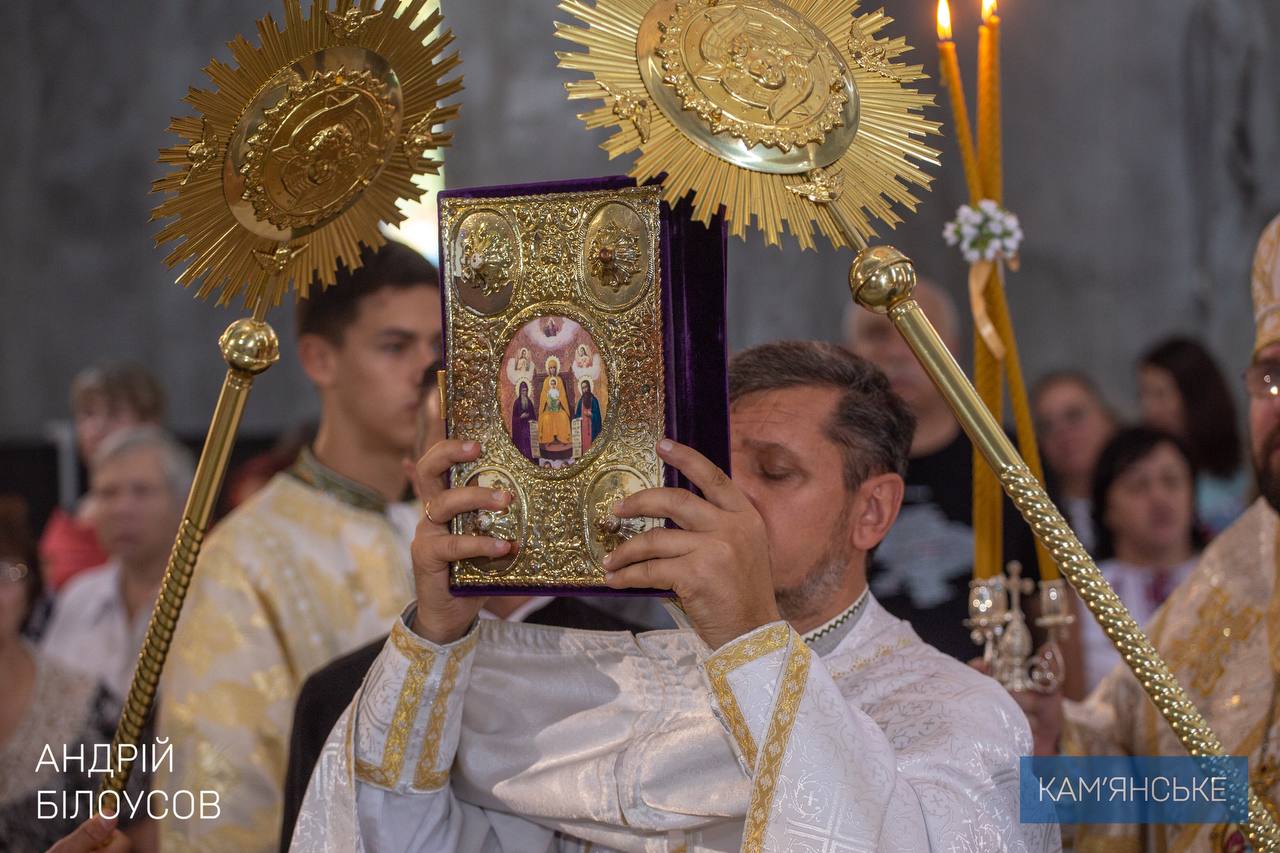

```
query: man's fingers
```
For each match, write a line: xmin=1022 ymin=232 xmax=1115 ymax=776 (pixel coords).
xmin=423 ymin=486 xmax=512 ymax=528
xmin=603 ymin=557 xmax=682 ymax=592
xmin=413 ymin=532 xmax=512 ymax=571
xmin=616 ymin=487 xmax=718 ymax=531
xmin=656 ymin=439 xmax=749 ymax=512
xmin=47 ymin=815 xmax=126 ymax=853
xmin=414 ymin=439 xmax=481 ymax=500
xmin=602 ymin=528 xmax=696 ymax=571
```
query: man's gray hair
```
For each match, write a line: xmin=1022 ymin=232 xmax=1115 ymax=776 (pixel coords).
xmin=92 ymin=426 xmax=195 ymax=501
xmin=729 ymin=341 xmax=916 ymax=490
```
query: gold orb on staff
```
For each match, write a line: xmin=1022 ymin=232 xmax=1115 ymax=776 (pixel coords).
xmin=102 ymin=0 xmax=461 ymax=796
xmin=554 ymin=1 xmax=1280 ymax=847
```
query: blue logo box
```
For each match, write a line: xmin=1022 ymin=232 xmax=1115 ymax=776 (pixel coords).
xmin=1019 ymin=756 xmax=1249 ymax=825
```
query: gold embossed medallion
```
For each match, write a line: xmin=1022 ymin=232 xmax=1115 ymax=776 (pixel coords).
xmin=153 ymin=0 xmax=462 ymax=307
xmin=584 ymin=466 xmax=658 ymax=566
xmin=582 ymin=200 xmax=654 ymax=309
xmin=457 ymin=467 xmax=528 ymax=575
xmin=452 ymin=209 xmax=521 ymax=315
xmin=442 ymin=185 xmax=666 ymax=589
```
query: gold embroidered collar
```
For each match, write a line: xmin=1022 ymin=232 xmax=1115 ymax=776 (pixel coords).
xmin=288 ymin=447 xmax=387 ymax=515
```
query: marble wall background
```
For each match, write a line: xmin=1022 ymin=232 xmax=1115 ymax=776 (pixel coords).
xmin=2 ymin=0 xmax=1279 ymax=440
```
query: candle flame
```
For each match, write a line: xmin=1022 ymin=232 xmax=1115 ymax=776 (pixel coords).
xmin=982 ymin=0 xmax=998 ymax=22
xmin=937 ymin=0 xmax=953 ymax=40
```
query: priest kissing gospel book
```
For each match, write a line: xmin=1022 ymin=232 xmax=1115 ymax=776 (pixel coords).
xmin=438 ymin=176 xmax=728 ymax=594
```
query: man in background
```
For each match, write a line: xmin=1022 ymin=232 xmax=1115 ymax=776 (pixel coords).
xmin=845 ymin=280 xmax=1038 ymax=661
xmin=156 ymin=241 xmax=441 ymax=852
xmin=43 ymin=427 xmax=191 ymax=701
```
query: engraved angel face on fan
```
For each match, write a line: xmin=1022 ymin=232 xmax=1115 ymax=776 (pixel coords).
xmin=695 ymin=7 xmax=822 ymax=122
xmin=244 ymin=69 xmax=398 ymax=230
xmin=654 ymin=0 xmax=851 ymax=152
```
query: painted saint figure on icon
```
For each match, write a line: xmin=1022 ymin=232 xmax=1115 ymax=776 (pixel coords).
xmin=501 ymin=317 xmax=608 ymax=468
xmin=510 ymin=381 xmax=537 ymax=460
xmin=575 ymin=379 xmax=602 ymax=453
xmin=537 ymin=358 xmax=572 ymax=446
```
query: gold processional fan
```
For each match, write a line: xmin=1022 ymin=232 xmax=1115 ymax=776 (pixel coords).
xmin=556 ymin=0 xmax=1280 ymax=847
xmin=101 ymin=0 xmax=461 ymax=795
xmin=557 ymin=0 xmax=937 ymax=251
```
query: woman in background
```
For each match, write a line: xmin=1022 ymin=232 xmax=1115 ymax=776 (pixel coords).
xmin=40 ymin=363 xmax=166 ymax=594
xmin=1079 ymin=429 xmax=1204 ymax=692
xmin=1138 ymin=336 xmax=1249 ymax=536
xmin=1033 ymin=370 xmax=1117 ymax=552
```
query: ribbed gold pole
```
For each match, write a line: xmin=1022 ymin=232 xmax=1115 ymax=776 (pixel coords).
xmin=848 ymin=245 xmax=1280 ymax=851
xmin=100 ymin=304 xmax=279 ymax=795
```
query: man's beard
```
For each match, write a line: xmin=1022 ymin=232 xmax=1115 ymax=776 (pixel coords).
xmin=1256 ymin=423 xmax=1280 ymax=514
xmin=774 ymin=503 xmax=856 ymax=627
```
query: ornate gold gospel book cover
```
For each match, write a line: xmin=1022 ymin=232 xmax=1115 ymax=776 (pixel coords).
xmin=439 ymin=176 xmax=727 ymax=593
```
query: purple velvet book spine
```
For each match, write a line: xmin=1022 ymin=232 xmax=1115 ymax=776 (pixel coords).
xmin=439 ymin=176 xmax=728 ymax=596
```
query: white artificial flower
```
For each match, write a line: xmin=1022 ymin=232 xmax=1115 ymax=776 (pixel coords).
xmin=943 ymin=201 xmax=1024 ymax=264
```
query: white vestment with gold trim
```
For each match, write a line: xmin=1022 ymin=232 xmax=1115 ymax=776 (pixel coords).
xmin=291 ymin=596 xmax=1057 ymax=852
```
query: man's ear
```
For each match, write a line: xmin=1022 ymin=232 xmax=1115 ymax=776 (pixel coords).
xmin=850 ymin=472 xmax=905 ymax=552
xmin=297 ymin=333 xmax=338 ymax=389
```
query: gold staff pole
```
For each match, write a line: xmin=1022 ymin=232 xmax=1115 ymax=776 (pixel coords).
xmin=101 ymin=302 xmax=278 ymax=795
xmin=846 ymin=244 xmax=1280 ymax=851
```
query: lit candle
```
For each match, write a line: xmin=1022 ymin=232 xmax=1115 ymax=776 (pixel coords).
xmin=977 ymin=0 xmax=1002 ymax=202
xmin=936 ymin=0 xmax=983 ymax=204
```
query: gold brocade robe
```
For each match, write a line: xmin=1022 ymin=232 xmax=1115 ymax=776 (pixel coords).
xmin=155 ymin=467 xmax=415 ymax=852
xmin=1064 ymin=498 xmax=1280 ymax=852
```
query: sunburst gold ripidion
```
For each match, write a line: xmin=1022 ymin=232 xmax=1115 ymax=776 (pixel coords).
xmin=555 ymin=0 xmax=940 ymax=250
xmin=152 ymin=0 xmax=462 ymax=307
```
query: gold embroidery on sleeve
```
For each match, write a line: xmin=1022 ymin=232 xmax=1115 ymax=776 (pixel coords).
xmin=354 ymin=624 xmax=437 ymax=787
xmin=704 ymin=623 xmax=791 ymax=767
xmin=742 ymin=637 xmax=812 ymax=853
xmin=414 ymin=631 xmax=480 ymax=790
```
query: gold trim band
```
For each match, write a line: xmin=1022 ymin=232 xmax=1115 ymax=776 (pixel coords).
xmin=705 ymin=623 xmax=792 ymax=767
xmin=355 ymin=625 xmax=438 ymax=788
xmin=742 ymin=638 xmax=812 ymax=853
xmin=414 ymin=632 xmax=479 ymax=790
